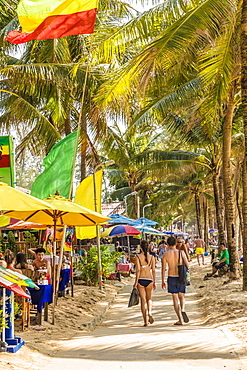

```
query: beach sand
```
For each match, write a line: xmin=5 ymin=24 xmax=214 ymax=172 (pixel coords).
xmin=1 ymin=258 xmax=247 ymax=368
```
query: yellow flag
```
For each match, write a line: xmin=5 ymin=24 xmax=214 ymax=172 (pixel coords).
xmin=75 ymin=170 xmax=103 ymax=240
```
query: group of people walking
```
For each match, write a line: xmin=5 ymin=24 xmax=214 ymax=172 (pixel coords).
xmin=133 ymin=236 xmax=189 ymax=326
xmin=132 ymin=234 xmax=230 ymax=326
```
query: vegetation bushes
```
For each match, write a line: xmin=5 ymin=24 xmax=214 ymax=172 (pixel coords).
xmin=77 ymin=245 xmax=122 ymax=286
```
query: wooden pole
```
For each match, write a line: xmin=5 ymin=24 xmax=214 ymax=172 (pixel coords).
xmin=52 ymin=217 xmax=57 ymax=325
xmin=55 ymin=225 xmax=67 ymax=304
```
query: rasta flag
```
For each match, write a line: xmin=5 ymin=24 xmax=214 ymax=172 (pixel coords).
xmin=6 ymin=0 xmax=98 ymax=44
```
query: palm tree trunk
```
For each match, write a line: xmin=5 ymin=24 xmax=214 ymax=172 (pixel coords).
xmin=64 ymin=114 xmax=71 ymax=136
xmin=195 ymin=193 xmax=202 ymax=238
xmin=203 ymin=197 xmax=208 ymax=251
xmin=241 ymin=0 xmax=247 ymax=289
xmin=212 ymin=171 xmax=225 ymax=244
xmin=222 ymin=89 xmax=239 ymax=278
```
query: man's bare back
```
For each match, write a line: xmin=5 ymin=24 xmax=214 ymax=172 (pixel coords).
xmin=162 ymin=247 xmax=189 ymax=277
xmin=194 ymin=238 xmax=204 ymax=247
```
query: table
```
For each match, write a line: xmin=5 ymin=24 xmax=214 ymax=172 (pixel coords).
xmin=29 ymin=285 xmax=53 ymax=324
xmin=59 ymin=269 xmax=70 ymax=292
xmin=117 ymin=263 xmax=132 ymax=274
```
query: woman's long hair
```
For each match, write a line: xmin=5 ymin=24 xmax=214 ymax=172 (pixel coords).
xmin=140 ymin=240 xmax=149 ymax=264
xmin=4 ymin=249 xmax=15 ymax=266
xmin=16 ymin=252 xmax=27 ymax=269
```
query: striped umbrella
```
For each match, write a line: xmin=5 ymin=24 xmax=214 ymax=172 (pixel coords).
xmin=101 ymin=224 xmax=140 ymax=237
xmin=0 ymin=266 xmax=39 ymax=289
xmin=0 ymin=276 xmax=30 ymax=299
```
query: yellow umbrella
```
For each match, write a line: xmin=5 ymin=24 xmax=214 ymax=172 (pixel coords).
xmin=4 ymin=195 xmax=110 ymax=325
xmin=4 ymin=195 xmax=109 ymax=226
xmin=0 ymin=182 xmax=54 ymax=212
xmin=0 ymin=215 xmax=10 ymax=227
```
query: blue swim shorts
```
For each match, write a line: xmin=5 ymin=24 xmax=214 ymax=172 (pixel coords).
xmin=167 ymin=276 xmax=186 ymax=294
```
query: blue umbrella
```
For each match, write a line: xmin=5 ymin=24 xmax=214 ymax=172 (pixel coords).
xmin=135 ymin=224 xmax=162 ymax=235
xmin=163 ymin=231 xmax=175 ymax=235
xmin=132 ymin=217 xmax=158 ymax=226
xmin=108 ymin=213 xmax=134 ymax=225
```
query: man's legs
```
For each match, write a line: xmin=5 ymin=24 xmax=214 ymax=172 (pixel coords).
xmin=178 ymin=292 xmax=185 ymax=312
xmin=196 ymin=254 xmax=200 ymax=266
xmin=178 ymin=292 xmax=189 ymax=322
xmin=206 ymin=262 xmax=218 ymax=277
xmin=172 ymin=293 xmax=183 ymax=324
xmin=201 ymin=253 xmax=205 ymax=265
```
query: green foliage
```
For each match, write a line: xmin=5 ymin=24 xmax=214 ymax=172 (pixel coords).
xmin=23 ymin=231 xmax=37 ymax=248
xmin=14 ymin=302 xmax=22 ymax=319
xmin=0 ymin=309 xmax=8 ymax=332
xmin=78 ymin=245 xmax=122 ymax=286
xmin=0 ymin=231 xmax=17 ymax=254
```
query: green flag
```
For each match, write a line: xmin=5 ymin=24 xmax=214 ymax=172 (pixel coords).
xmin=31 ymin=131 xmax=77 ymax=199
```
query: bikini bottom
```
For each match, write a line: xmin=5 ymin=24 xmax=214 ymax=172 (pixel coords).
xmin=138 ymin=278 xmax=153 ymax=287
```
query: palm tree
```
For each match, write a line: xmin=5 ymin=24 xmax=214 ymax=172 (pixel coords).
xmin=94 ymin=0 xmax=241 ymax=277
xmin=0 ymin=0 xmax=138 ymax=177
xmin=241 ymin=0 xmax=247 ymax=289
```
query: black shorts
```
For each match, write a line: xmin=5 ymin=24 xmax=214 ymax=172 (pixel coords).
xmin=212 ymin=262 xmax=227 ymax=270
xmin=167 ymin=276 xmax=186 ymax=294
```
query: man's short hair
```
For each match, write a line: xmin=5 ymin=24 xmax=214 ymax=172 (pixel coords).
xmin=35 ymin=247 xmax=46 ymax=254
xmin=167 ymin=236 xmax=176 ymax=246
xmin=219 ymin=242 xmax=225 ymax=247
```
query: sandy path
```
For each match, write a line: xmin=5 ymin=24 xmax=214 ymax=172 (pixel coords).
xmin=42 ymin=265 xmax=247 ymax=370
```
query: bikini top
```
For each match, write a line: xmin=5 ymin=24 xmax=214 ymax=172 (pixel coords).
xmin=137 ymin=254 xmax=153 ymax=268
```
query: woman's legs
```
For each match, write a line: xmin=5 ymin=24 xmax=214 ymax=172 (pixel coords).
xmin=145 ymin=283 xmax=154 ymax=323
xmin=137 ymin=284 xmax=148 ymax=326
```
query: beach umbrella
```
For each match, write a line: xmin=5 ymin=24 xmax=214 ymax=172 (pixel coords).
xmin=163 ymin=231 xmax=175 ymax=235
xmin=108 ymin=214 xmax=134 ymax=225
xmin=131 ymin=217 xmax=158 ymax=226
xmin=0 ymin=276 xmax=30 ymax=299
xmin=0 ymin=182 xmax=55 ymax=213
xmin=209 ymin=229 xmax=218 ymax=233
xmin=0 ymin=266 xmax=39 ymax=289
xmin=3 ymin=195 xmax=110 ymax=324
xmin=101 ymin=224 xmax=140 ymax=237
xmin=101 ymin=224 xmax=140 ymax=260
xmin=4 ymin=195 xmax=109 ymax=226
xmin=7 ymin=220 xmax=47 ymax=230
xmin=134 ymin=224 xmax=163 ymax=235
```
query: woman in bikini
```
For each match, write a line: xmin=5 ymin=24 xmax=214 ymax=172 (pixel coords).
xmin=133 ymin=240 xmax=156 ymax=326
xmin=4 ymin=249 xmax=22 ymax=274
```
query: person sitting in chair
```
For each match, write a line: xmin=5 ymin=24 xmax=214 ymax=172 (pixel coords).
xmin=205 ymin=243 xmax=229 ymax=278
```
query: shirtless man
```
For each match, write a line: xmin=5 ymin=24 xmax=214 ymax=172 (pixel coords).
xmin=194 ymin=236 xmax=205 ymax=266
xmin=31 ymin=247 xmax=51 ymax=275
xmin=162 ymin=236 xmax=189 ymax=325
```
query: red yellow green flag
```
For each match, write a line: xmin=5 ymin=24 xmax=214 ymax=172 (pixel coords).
xmin=6 ymin=0 xmax=98 ymax=44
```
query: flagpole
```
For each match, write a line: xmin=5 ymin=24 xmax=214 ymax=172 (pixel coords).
xmin=66 ymin=38 xmax=93 ymax=301
xmin=68 ymin=37 xmax=93 ymax=200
